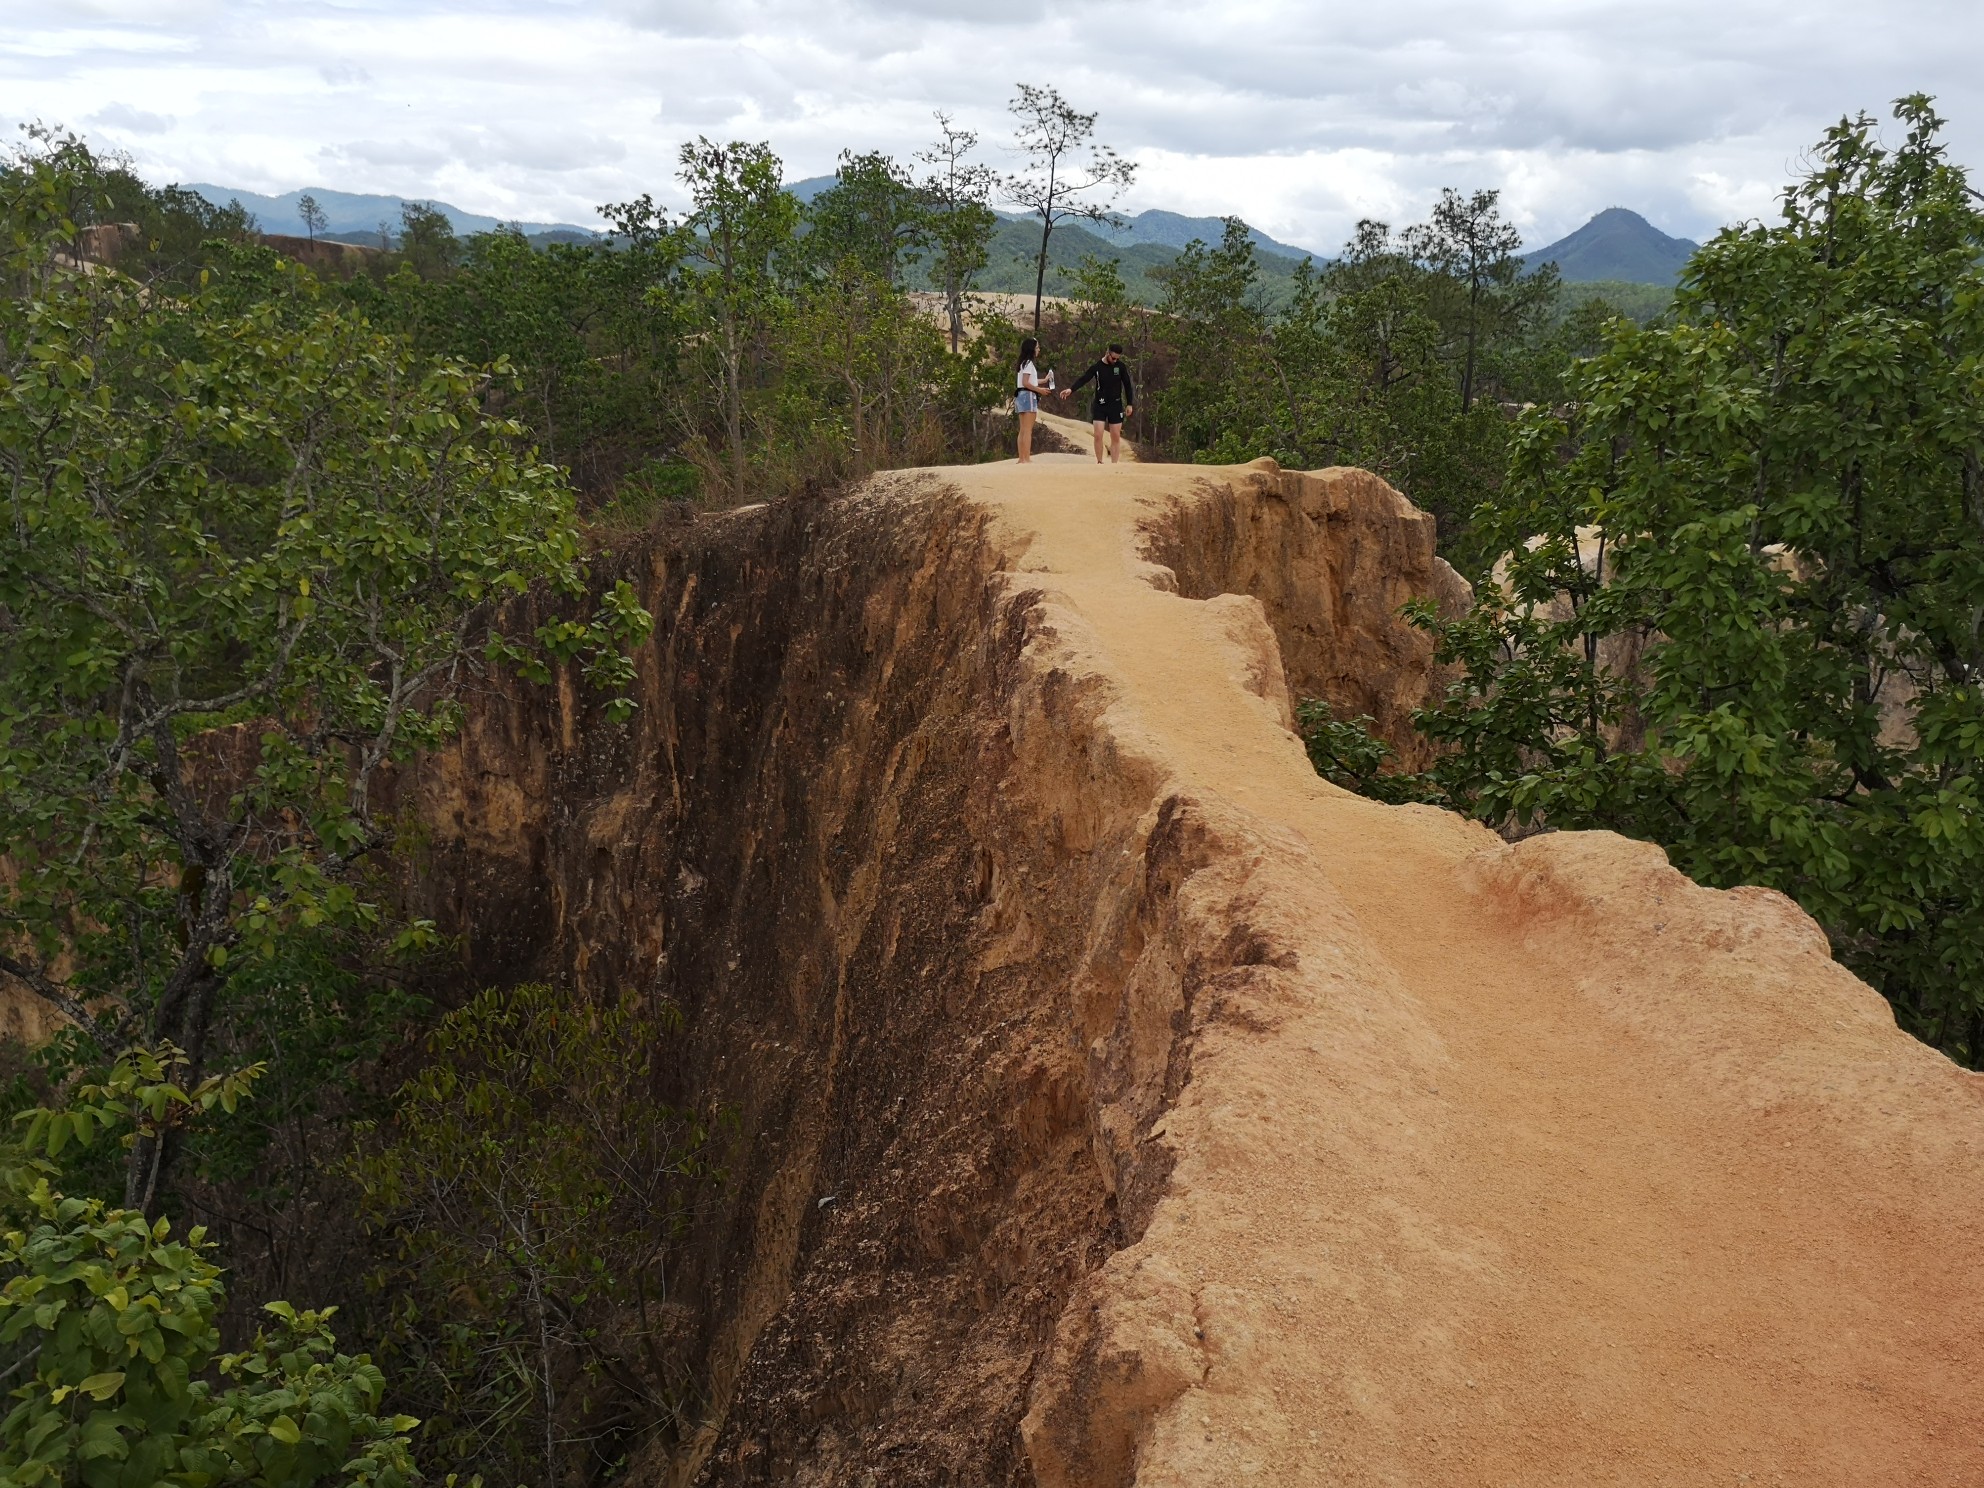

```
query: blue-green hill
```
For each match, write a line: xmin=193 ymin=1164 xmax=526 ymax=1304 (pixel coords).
xmin=186 ymin=184 xmax=597 ymax=244
xmin=1524 ymin=207 xmax=1698 ymax=284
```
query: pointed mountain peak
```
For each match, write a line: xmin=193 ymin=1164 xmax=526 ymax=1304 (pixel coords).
xmin=1524 ymin=208 xmax=1700 ymax=284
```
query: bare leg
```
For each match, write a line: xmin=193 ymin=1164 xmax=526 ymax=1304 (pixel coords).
xmin=1108 ymin=423 xmax=1124 ymax=462
xmin=1018 ymin=411 xmax=1035 ymax=462
xmin=1091 ymin=421 xmax=1106 ymax=463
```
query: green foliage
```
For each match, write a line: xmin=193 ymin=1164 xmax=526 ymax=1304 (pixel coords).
xmin=0 ymin=1054 xmax=420 ymax=1488
xmin=348 ymin=200 xmax=686 ymax=494
xmin=0 ymin=126 xmax=255 ymax=293
xmin=1556 ymin=279 xmax=1673 ymax=326
xmin=1293 ymin=700 xmax=1436 ymax=806
xmin=392 ymin=204 xmax=457 ymax=281
xmin=1066 ymin=253 xmax=1130 ymax=324
xmin=349 ymin=987 xmax=722 ymax=1486
xmin=1402 ymin=188 xmax=1561 ymax=414
xmin=667 ymin=138 xmax=1001 ymax=491
xmin=337 ymin=135 xmax=1010 ymax=511
xmin=676 ymin=138 xmax=802 ymax=499
xmin=1152 ymin=214 xmax=1538 ymax=563
xmin=1373 ymin=96 xmax=1984 ymax=1063
xmin=0 ymin=134 xmax=652 ymax=1209
xmin=1155 ymin=219 xmax=1268 ymax=413
xmin=803 ymin=152 xmax=929 ymax=286
xmin=777 ymin=269 xmax=961 ymax=483
xmin=914 ymin=114 xmax=997 ymax=353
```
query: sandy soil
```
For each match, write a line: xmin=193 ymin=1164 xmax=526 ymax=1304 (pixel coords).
xmin=1033 ymin=408 xmax=1141 ymax=463
xmin=907 ymin=290 xmax=1079 ymax=338
xmin=937 ymin=452 xmax=1984 ymax=1486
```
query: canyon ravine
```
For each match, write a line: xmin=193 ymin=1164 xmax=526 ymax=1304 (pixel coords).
xmin=396 ymin=451 xmax=1984 ymax=1487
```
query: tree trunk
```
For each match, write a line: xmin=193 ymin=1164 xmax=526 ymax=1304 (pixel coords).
xmin=1460 ymin=275 xmax=1481 ymax=413
xmin=519 ymin=1212 xmax=559 ymax=1486
xmin=1033 ymin=216 xmax=1053 ymax=334
xmin=125 ymin=1131 xmax=167 ymax=1213
xmin=722 ymin=319 xmax=746 ymax=499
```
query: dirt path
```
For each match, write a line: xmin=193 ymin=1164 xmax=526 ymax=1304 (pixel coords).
xmin=936 ymin=453 xmax=1984 ymax=1485
xmin=1033 ymin=408 xmax=1141 ymax=462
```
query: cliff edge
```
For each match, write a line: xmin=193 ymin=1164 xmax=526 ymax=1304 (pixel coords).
xmin=403 ymin=453 xmax=1984 ymax=1485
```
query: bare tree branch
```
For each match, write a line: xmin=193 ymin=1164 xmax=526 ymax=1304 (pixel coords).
xmin=0 ymin=949 xmax=121 ymax=1031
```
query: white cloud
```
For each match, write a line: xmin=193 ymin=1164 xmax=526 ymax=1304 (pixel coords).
xmin=89 ymin=102 xmax=174 ymax=135
xmin=318 ymin=60 xmax=373 ymax=87
xmin=1 ymin=0 xmax=1979 ymax=248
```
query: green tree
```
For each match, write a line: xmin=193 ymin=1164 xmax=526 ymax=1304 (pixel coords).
xmin=297 ymin=194 xmax=326 ymax=244
xmin=1001 ymin=84 xmax=1136 ymax=333
xmin=783 ymin=268 xmax=954 ymax=481
xmin=676 ymin=139 xmax=799 ymax=499
xmin=803 ymin=151 xmax=928 ymax=287
xmin=0 ymin=1050 xmax=421 ymax=1488
xmin=915 ymin=113 xmax=997 ymax=353
xmin=1316 ymin=222 xmax=1513 ymax=560
xmin=349 ymin=987 xmax=720 ymax=1488
xmin=1145 ymin=206 xmax=1563 ymax=565
xmin=1401 ymin=95 xmax=1984 ymax=1061
xmin=0 ymin=139 xmax=652 ymax=1211
xmin=1153 ymin=218 xmax=1273 ymax=459
xmin=394 ymin=202 xmax=457 ymax=280
xmin=1065 ymin=252 xmax=1134 ymax=359
xmin=0 ymin=127 xmax=254 ymax=292
xmin=1403 ymin=187 xmax=1558 ymax=413
xmin=351 ymin=212 xmax=687 ymax=494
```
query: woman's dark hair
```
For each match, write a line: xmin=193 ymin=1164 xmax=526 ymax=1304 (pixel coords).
xmin=1017 ymin=337 xmax=1039 ymax=368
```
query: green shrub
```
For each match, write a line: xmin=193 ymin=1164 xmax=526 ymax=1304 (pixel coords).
xmin=0 ymin=1050 xmax=421 ymax=1487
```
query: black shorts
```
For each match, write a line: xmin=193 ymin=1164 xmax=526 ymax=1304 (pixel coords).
xmin=1091 ymin=398 xmax=1125 ymax=426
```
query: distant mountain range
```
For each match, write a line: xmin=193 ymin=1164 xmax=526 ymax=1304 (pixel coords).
xmin=1523 ymin=207 xmax=1699 ymax=284
xmin=808 ymin=176 xmax=1697 ymax=284
xmin=186 ymin=184 xmax=597 ymax=244
xmin=786 ymin=175 xmax=1325 ymax=263
xmin=188 ymin=177 xmax=1696 ymax=287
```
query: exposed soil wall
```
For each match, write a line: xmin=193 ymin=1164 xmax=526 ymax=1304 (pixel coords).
xmin=391 ymin=458 xmax=1464 ymax=1484
xmin=395 ymin=451 xmax=1984 ymax=1486
xmin=398 ymin=476 xmax=1095 ymax=1483
xmin=1142 ymin=462 xmax=1472 ymax=767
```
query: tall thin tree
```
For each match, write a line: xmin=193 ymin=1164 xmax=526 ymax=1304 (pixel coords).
xmin=916 ymin=112 xmax=997 ymax=352
xmin=677 ymin=138 xmax=798 ymax=498
xmin=1002 ymin=84 xmax=1136 ymax=332
xmin=1403 ymin=188 xmax=1543 ymax=413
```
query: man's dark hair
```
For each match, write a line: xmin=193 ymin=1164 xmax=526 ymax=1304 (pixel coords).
xmin=1107 ymin=342 xmax=1124 ymax=355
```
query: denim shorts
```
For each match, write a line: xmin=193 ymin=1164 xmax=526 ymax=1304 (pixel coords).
xmin=1015 ymin=390 xmax=1039 ymax=414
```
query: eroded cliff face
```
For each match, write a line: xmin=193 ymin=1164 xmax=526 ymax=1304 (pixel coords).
xmin=396 ymin=476 xmax=1078 ymax=1483
xmin=391 ymin=460 xmax=1455 ymax=1484
xmin=1141 ymin=462 xmax=1472 ymax=767
xmin=399 ymin=455 xmax=1984 ymax=1487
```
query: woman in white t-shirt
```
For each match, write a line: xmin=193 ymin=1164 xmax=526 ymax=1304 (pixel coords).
xmin=1015 ymin=336 xmax=1046 ymax=464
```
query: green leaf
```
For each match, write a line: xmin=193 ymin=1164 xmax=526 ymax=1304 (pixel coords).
xmin=77 ymin=1371 xmax=125 ymax=1400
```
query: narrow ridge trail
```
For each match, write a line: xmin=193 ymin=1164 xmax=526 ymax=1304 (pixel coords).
xmin=936 ymin=452 xmax=1984 ymax=1485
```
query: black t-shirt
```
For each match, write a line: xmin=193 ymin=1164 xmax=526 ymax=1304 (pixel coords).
xmin=1070 ymin=358 xmax=1135 ymax=407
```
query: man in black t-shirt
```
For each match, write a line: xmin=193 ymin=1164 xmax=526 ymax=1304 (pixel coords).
xmin=1061 ymin=344 xmax=1136 ymax=464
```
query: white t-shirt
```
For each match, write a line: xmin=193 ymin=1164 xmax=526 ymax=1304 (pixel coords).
xmin=1017 ymin=360 xmax=1039 ymax=392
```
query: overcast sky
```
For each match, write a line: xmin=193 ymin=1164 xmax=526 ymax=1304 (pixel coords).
xmin=6 ymin=0 xmax=1981 ymax=253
